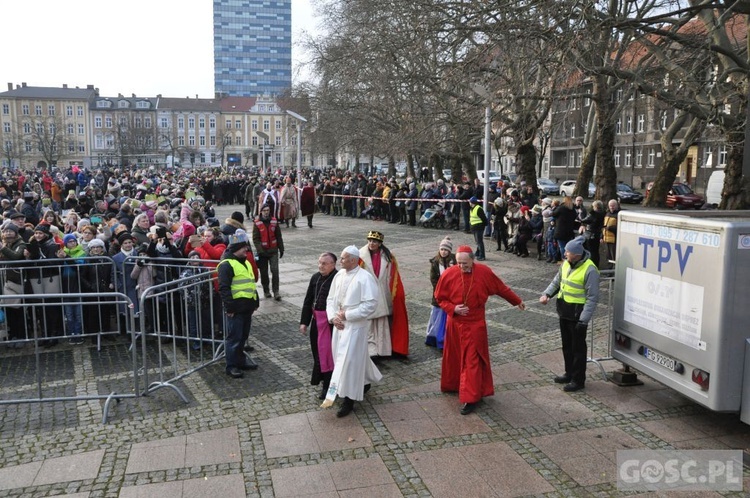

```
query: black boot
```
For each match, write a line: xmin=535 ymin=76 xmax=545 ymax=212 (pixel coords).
xmin=337 ymin=397 xmax=354 ymax=417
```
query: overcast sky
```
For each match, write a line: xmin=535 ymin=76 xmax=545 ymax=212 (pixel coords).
xmin=0 ymin=0 xmax=320 ymax=98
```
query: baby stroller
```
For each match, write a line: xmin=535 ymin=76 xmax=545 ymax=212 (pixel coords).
xmin=420 ymin=201 xmax=451 ymax=228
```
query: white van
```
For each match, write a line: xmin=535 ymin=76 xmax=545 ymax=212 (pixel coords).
xmin=706 ymin=170 xmax=725 ymax=206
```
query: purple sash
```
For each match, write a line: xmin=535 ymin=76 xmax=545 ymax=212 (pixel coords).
xmin=313 ymin=309 xmax=334 ymax=372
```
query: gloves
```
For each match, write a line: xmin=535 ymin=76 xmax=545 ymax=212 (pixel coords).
xmin=136 ymin=259 xmax=145 ymax=267
xmin=574 ymin=321 xmax=588 ymax=334
xmin=279 ymin=251 xmax=284 ymax=259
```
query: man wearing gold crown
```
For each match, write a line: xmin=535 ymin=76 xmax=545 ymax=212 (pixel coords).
xmin=358 ymin=230 xmax=410 ymax=357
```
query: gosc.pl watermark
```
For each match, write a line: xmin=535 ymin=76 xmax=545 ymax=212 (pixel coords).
xmin=617 ymin=450 xmax=743 ymax=491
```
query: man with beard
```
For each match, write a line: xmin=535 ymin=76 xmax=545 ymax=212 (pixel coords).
xmin=280 ymin=177 xmax=299 ymax=227
xmin=252 ymin=204 xmax=284 ymax=300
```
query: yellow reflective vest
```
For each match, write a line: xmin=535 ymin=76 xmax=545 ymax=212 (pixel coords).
xmin=220 ymin=258 xmax=258 ymax=300
xmin=558 ymin=258 xmax=597 ymax=304
xmin=469 ymin=205 xmax=484 ymax=227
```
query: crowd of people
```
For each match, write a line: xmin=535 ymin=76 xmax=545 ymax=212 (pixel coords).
xmin=0 ymin=163 xmax=609 ymax=416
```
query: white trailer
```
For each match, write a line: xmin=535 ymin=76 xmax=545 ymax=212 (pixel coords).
xmin=611 ymin=210 xmax=750 ymax=419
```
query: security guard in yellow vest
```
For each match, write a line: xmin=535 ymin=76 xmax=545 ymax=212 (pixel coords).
xmin=468 ymin=196 xmax=488 ymax=261
xmin=218 ymin=229 xmax=260 ymax=378
xmin=539 ymin=236 xmax=599 ymax=392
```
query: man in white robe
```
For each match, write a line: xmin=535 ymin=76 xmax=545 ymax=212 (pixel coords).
xmin=323 ymin=245 xmax=383 ymax=417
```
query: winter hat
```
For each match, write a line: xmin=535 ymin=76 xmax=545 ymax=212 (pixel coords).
xmin=8 ymin=210 xmax=24 ymax=220
xmin=439 ymin=237 xmax=453 ymax=252
xmin=469 ymin=196 xmax=478 ymax=204
xmin=88 ymin=238 xmax=105 ymax=250
xmin=2 ymin=223 xmax=19 ymax=234
xmin=230 ymin=211 xmax=244 ymax=224
xmin=228 ymin=229 xmax=249 ymax=251
xmin=187 ymin=250 xmax=201 ymax=259
xmin=33 ymin=224 xmax=51 ymax=235
xmin=63 ymin=234 xmax=78 ymax=245
xmin=77 ymin=219 xmax=91 ymax=231
xmin=565 ymin=236 xmax=586 ymax=256
xmin=117 ymin=232 xmax=134 ymax=245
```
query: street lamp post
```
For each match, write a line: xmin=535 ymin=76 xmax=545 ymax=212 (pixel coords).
xmin=472 ymin=84 xmax=493 ymax=217
xmin=256 ymin=131 xmax=269 ymax=175
xmin=286 ymin=110 xmax=307 ymax=188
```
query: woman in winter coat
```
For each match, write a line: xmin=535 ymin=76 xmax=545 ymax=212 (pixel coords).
xmin=425 ymin=237 xmax=457 ymax=351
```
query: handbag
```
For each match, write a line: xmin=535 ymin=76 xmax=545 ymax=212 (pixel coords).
xmin=3 ymin=280 xmax=24 ymax=307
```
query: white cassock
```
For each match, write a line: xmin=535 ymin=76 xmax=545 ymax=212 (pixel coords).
xmin=358 ymin=246 xmax=393 ymax=356
xmin=323 ymin=266 xmax=383 ymax=405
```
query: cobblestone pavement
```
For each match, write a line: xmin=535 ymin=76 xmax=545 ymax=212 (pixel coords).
xmin=1 ymin=205 xmax=748 ymax=497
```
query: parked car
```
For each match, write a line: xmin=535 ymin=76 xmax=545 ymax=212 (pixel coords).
xmin=616 ymin=183 xmax=644 ymax=204
xmin=442 ymin=169 xmax=452 ymax=181
xmin=705 ymin=170 xmax=724 ymax=206
xmin=499 ymin=174 xmax=516 ymax=188
xmin=477 ymin=169 xmax=501 ymax=185
xmin=559 ymin=180 xmax=596 ymax=198
xmin=646 ymin=182 xmax=704 ymax=209
xmin=536 ymin=177 xmax=560 ymax=196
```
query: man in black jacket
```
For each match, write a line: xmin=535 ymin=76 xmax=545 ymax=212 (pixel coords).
xmin=218 ymin=229 xmax=260 ymax=378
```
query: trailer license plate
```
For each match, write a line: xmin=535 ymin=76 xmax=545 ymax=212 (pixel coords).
xmin=645 ymin=348 xmax=676 ymax=371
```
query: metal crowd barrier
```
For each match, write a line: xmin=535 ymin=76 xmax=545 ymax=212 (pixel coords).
xmin=586 ymin=268 xmax=617 ymax=381
xmin=0 ymin=256 xmax=138 ymax=423
xmin=124 ymin=256 xmax=228 ymax=402
xmin=0 ymin=254 xmax=235 ymax=423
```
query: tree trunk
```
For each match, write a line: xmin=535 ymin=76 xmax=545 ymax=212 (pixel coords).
xmin=721 ymin=133 xmax=750 ymax=209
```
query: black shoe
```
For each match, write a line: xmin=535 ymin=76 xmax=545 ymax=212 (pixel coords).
xmin=460 ymin=402 xmax=477 ymax=415
xmin=274 ymin=294 xmax=282 ymax=301
xmin=264 ymin=293 xmax=272 ymax=299
xmin=239 ymin=357 xmax=258 ymax=370
xmin=243 ymin=344 xmax=255 ymax=352
xmin=226 ymin=367 xmax=244 ymax=378
xmin=319 ymin=383 xmax=329 ymax=400
xmin=553 ymin=375 xmax=571 ymax=384
xmin=364 ymin=384 xmax=371 ymax=394
xmin=563 ymin=381 xmax=585 ymax=392
xmin=336 ymin=397 xmax=354 ymax=417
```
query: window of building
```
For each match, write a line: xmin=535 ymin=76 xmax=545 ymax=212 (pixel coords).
xmin=95 ymin=134 xmax=104 ymax=149
xmin=144 ymin=117 xmax=151 ymax=128
xmin=211 ymin=153 xmax=216 ymax=163
xmin=301 ymin=154 xmax=306 ymax=163
xmin=68 ymin=141 xmax=75 ymax=152
xmin=35 ymin=105 xmax=42 ymax=115
xmin=200 ymin=153 xmax=206 ymax=163
xmin=614 ymin=149 xmax=620 ymax=168
xmin=188 ymin=117 xmax=195 ymax=129
xmin=105 ymin=116 xmax=112 ymax=128
xmin=4 ymin=140 xmax=11 ymax=152
xmin=719 ymin=145 xmax=727 ymax=167
xmin=637 ymin=114 xmax=644 ymax=132
xmin=235 ymin=119 xmax=241 ymax=129
xmin=48 ymin=104 xmax=55 ymax=116
xmin=178 ymin=117 xmax=185 ymax=129
xmin=235 ymin=136 xmax=241 ymax=146
xmin=275 ymin=136 xmax=282 ymax=146
xmin=225 ymin=119 xmax=231 ymax=128
xmin=2 ymin=104 xmax=9 ymax=115
xmin=210 ymin=136 xmax=216 ymax=146
xmin=200 ymin=136 xmax=205 ymax=146
xmin=78 ymin=141 xmax=85 ymax=152
xmin=660 ymin=111 xmax=667 ymax=130
xmin=77 ymin=106 xmax=83 ymax=116
xmin=135 ymin=117 xmax=142 ymax=128
xmin=106 ymin=134 xmax=114 ymax=148
xmin=118 ymin=100 xmax=129 ymax=109
xmin=626 ymin=116 xmax=632 ymax=133
xmin=584 ymin=89 xmax=591 ymax=107
xmin=178 ymin=136 xmax=184 ymax=146
xmin=189 ymin=135 xmax=195 ymax=146
xmin=625 ymin=150 xmax=632 ymax=167
xmin=570 ymin=124 xmax=576 ymax=138
xmin=636 ymin=149 xmax=643 ymax=168
xmin=136 ymin=101 xmax=150 ymax=109
xmin=199 ymin=118 xmax=205 ymax=129
xmin=36 ymin=123 xmax=44 ymax=134
xmin=2 ymin=122 xmax=10 ymax=133
xmin=67 ymin=124 xmax=74 ymax=134
xmin=616 ymin=88 xmax=623 ymax=101
xmin=291 ymin=136 xmax=297 ymax=146
xmin=161 ymin=117 xmax=168 ymax=128
xmin=22 ymin=104 xmax=29 ymax=115
xmin=252 ymin=119 xmax=258 ymax=130
xmin=615 ymin=118 xmax=621 ymax=134
xmin=49 ymin=123 xmax=55 ymax=134
xmin=209 ymin=118 xmax=215 ymax=129
xmin=66 ymin=105 xmax=73 ymax=116
xmin=648 ymin=148 xmax=655 ymax=168
xmin=263 ymin=119 xmax=269 ymax=131
xmin=275 ymin=153 xmax=281 ymax=163
xmin=78 ymin=124 xmax=84 ymax=135
xmin=259 ymin=104 xmax=265 ymax=112
xmin=23 ymin=123 xmax=31 ymax=133
xmin=25 ymin=141 xmax=32 ymax=152
xmin=252 ymin=136 xmax=258 ymax=146
xmin=275 ymin=120 xmax=281 ymax=130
